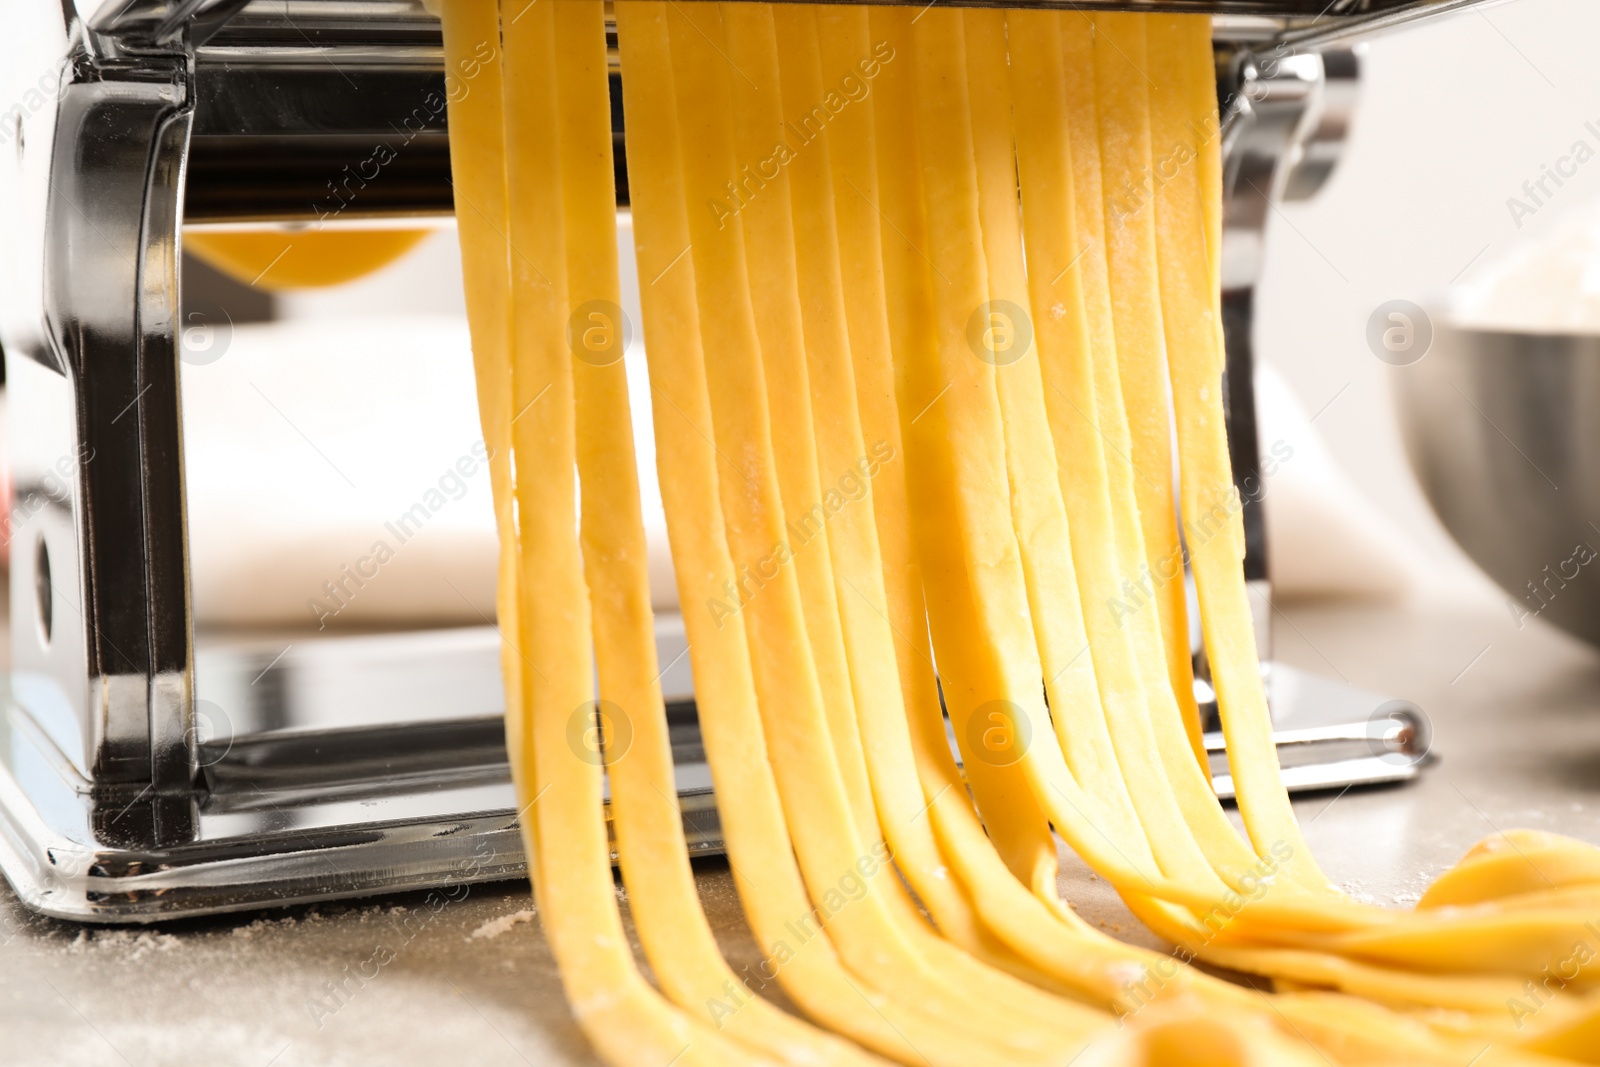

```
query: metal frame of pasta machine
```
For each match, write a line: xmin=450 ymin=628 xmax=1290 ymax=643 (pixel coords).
xmin=0 ymin=0 xmax=1471 ymax=922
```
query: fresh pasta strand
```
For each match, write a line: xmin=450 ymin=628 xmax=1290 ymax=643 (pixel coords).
xmin=729 ymin=0 xmax=1018 ymax=1014
xmin=495 ymin=2 xmax=758 ymax=1062
xmin=630 ymin=4 xmax=1096 ymax=1063
xmin=1113 ymin=14 xmax=1324 ymax=895
xmin=915 ymin=6 xmax=1600 ymax=1062
xmin=902 ymin=7 xmax=1243 ymax=927
xmin=552 ymin=4 xmax=880 ymax=1065
xmin=434 ymin=0 xmax=521 ymax=790
xmin=773 ymin=1 xmax=1007 ymax=964
xmin=889 ymin=14 xmax=1374 ymax=1063
xmin=865 ymin=6 xmax=1076 ymax=918
xmin=832 ymin=3 xmax=1171 ymax=1007
xmin=723 ymin=2 xmax=881 ymax=850
xmin=1088 ymin=9 xmax=1600 ymax=1038
xmin=1087 ymin=11 xmax=1208 ymax=775
xmin=772 ymin=1 xmax=1162 ymax=1027
xmin=1006 ymin=0 xmax=1229 ymax=951
xmin=1000 ymin=26 xmax=1597 ymax=1049
xmin=433 ymin=2 xmax=1600 ymax=1063
xmin=618 ymin=5 xmax=973 ymax=1062
xmin=681 ymin=3 xmax=1100 ymax=1056
xmin=964 ymin=6 xmax=1148 ymax=895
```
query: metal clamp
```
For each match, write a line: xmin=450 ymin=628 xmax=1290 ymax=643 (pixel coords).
xmin=1204 ymin=39 xmax=1361 ymax=678
xmin=3 ymin=1 xmax=200 ymax=858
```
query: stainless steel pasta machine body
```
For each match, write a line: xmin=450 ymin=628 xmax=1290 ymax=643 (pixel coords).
xmin=0 ymin=0 xmax=1469 ymax=921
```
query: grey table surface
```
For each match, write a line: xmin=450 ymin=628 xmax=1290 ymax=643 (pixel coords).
xmin=1 ymin=595 xmax=1597 ymax=1067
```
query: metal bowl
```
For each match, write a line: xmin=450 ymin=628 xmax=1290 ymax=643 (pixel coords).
xmin=1395 ymin=322 xmax=1600 ymax=645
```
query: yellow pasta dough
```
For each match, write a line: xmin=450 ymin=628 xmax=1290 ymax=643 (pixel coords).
xmin=433 ymin=2 xmax=1600 ymax=1064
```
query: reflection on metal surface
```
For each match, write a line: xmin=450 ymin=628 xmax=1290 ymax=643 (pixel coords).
xmin=1397 ymin=324 xmax=1600 ymax=646
xmin=0 ymin=617 xmax=710 ymax=921
xmin=1212 ymin=41 xmax=1360 ymax=658
xmin=33 ymin=539 xmax=51 ymax=647
xmin=1206 ymin=665 xmax=1435 ymax=798
xmin=0 ymin=621 xmax=1423 ymax=922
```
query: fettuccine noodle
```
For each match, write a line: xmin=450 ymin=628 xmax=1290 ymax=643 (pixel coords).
xmin=432 ymin=1 xmax=1600 ymax=1063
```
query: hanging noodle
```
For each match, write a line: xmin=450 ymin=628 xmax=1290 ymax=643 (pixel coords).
xmin=432 ymin=1 xmax=1600 ymax=1063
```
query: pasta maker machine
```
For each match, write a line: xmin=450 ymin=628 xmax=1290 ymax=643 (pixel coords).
xmin=0 ymin=0 xmax=1472 ymax=922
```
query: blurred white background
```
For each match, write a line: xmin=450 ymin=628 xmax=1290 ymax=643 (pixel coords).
xmin=1256 ymin=0 xmax=1600 ymax=601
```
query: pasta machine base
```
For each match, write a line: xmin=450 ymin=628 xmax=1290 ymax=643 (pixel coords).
xmin=0 ymin=615 xmax=1431 ymax=923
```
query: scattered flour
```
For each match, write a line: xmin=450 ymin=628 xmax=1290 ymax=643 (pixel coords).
xmin=470 ymin=909 xmax=537 ymax=941
xmin=1340 ymin=881 xmax=1383 ymax=907
xmin=67 ymin=928 xmax=180 ymax=960
xmin=230 ymin=915 xmax=300 ymax=940
xmin=1454 ymin=196 xmax=1600 ymax=334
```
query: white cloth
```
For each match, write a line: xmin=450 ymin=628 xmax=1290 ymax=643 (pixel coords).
xmin=1255 ymin=365 xmax=1424 ymax=602
xmin=180 ymin=328 xmax=1419 ymax=627
xmin=174 ymin=208 xmax=1416 ymax=627
xmin=181 ymin=309 xmax=680 ymax=629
